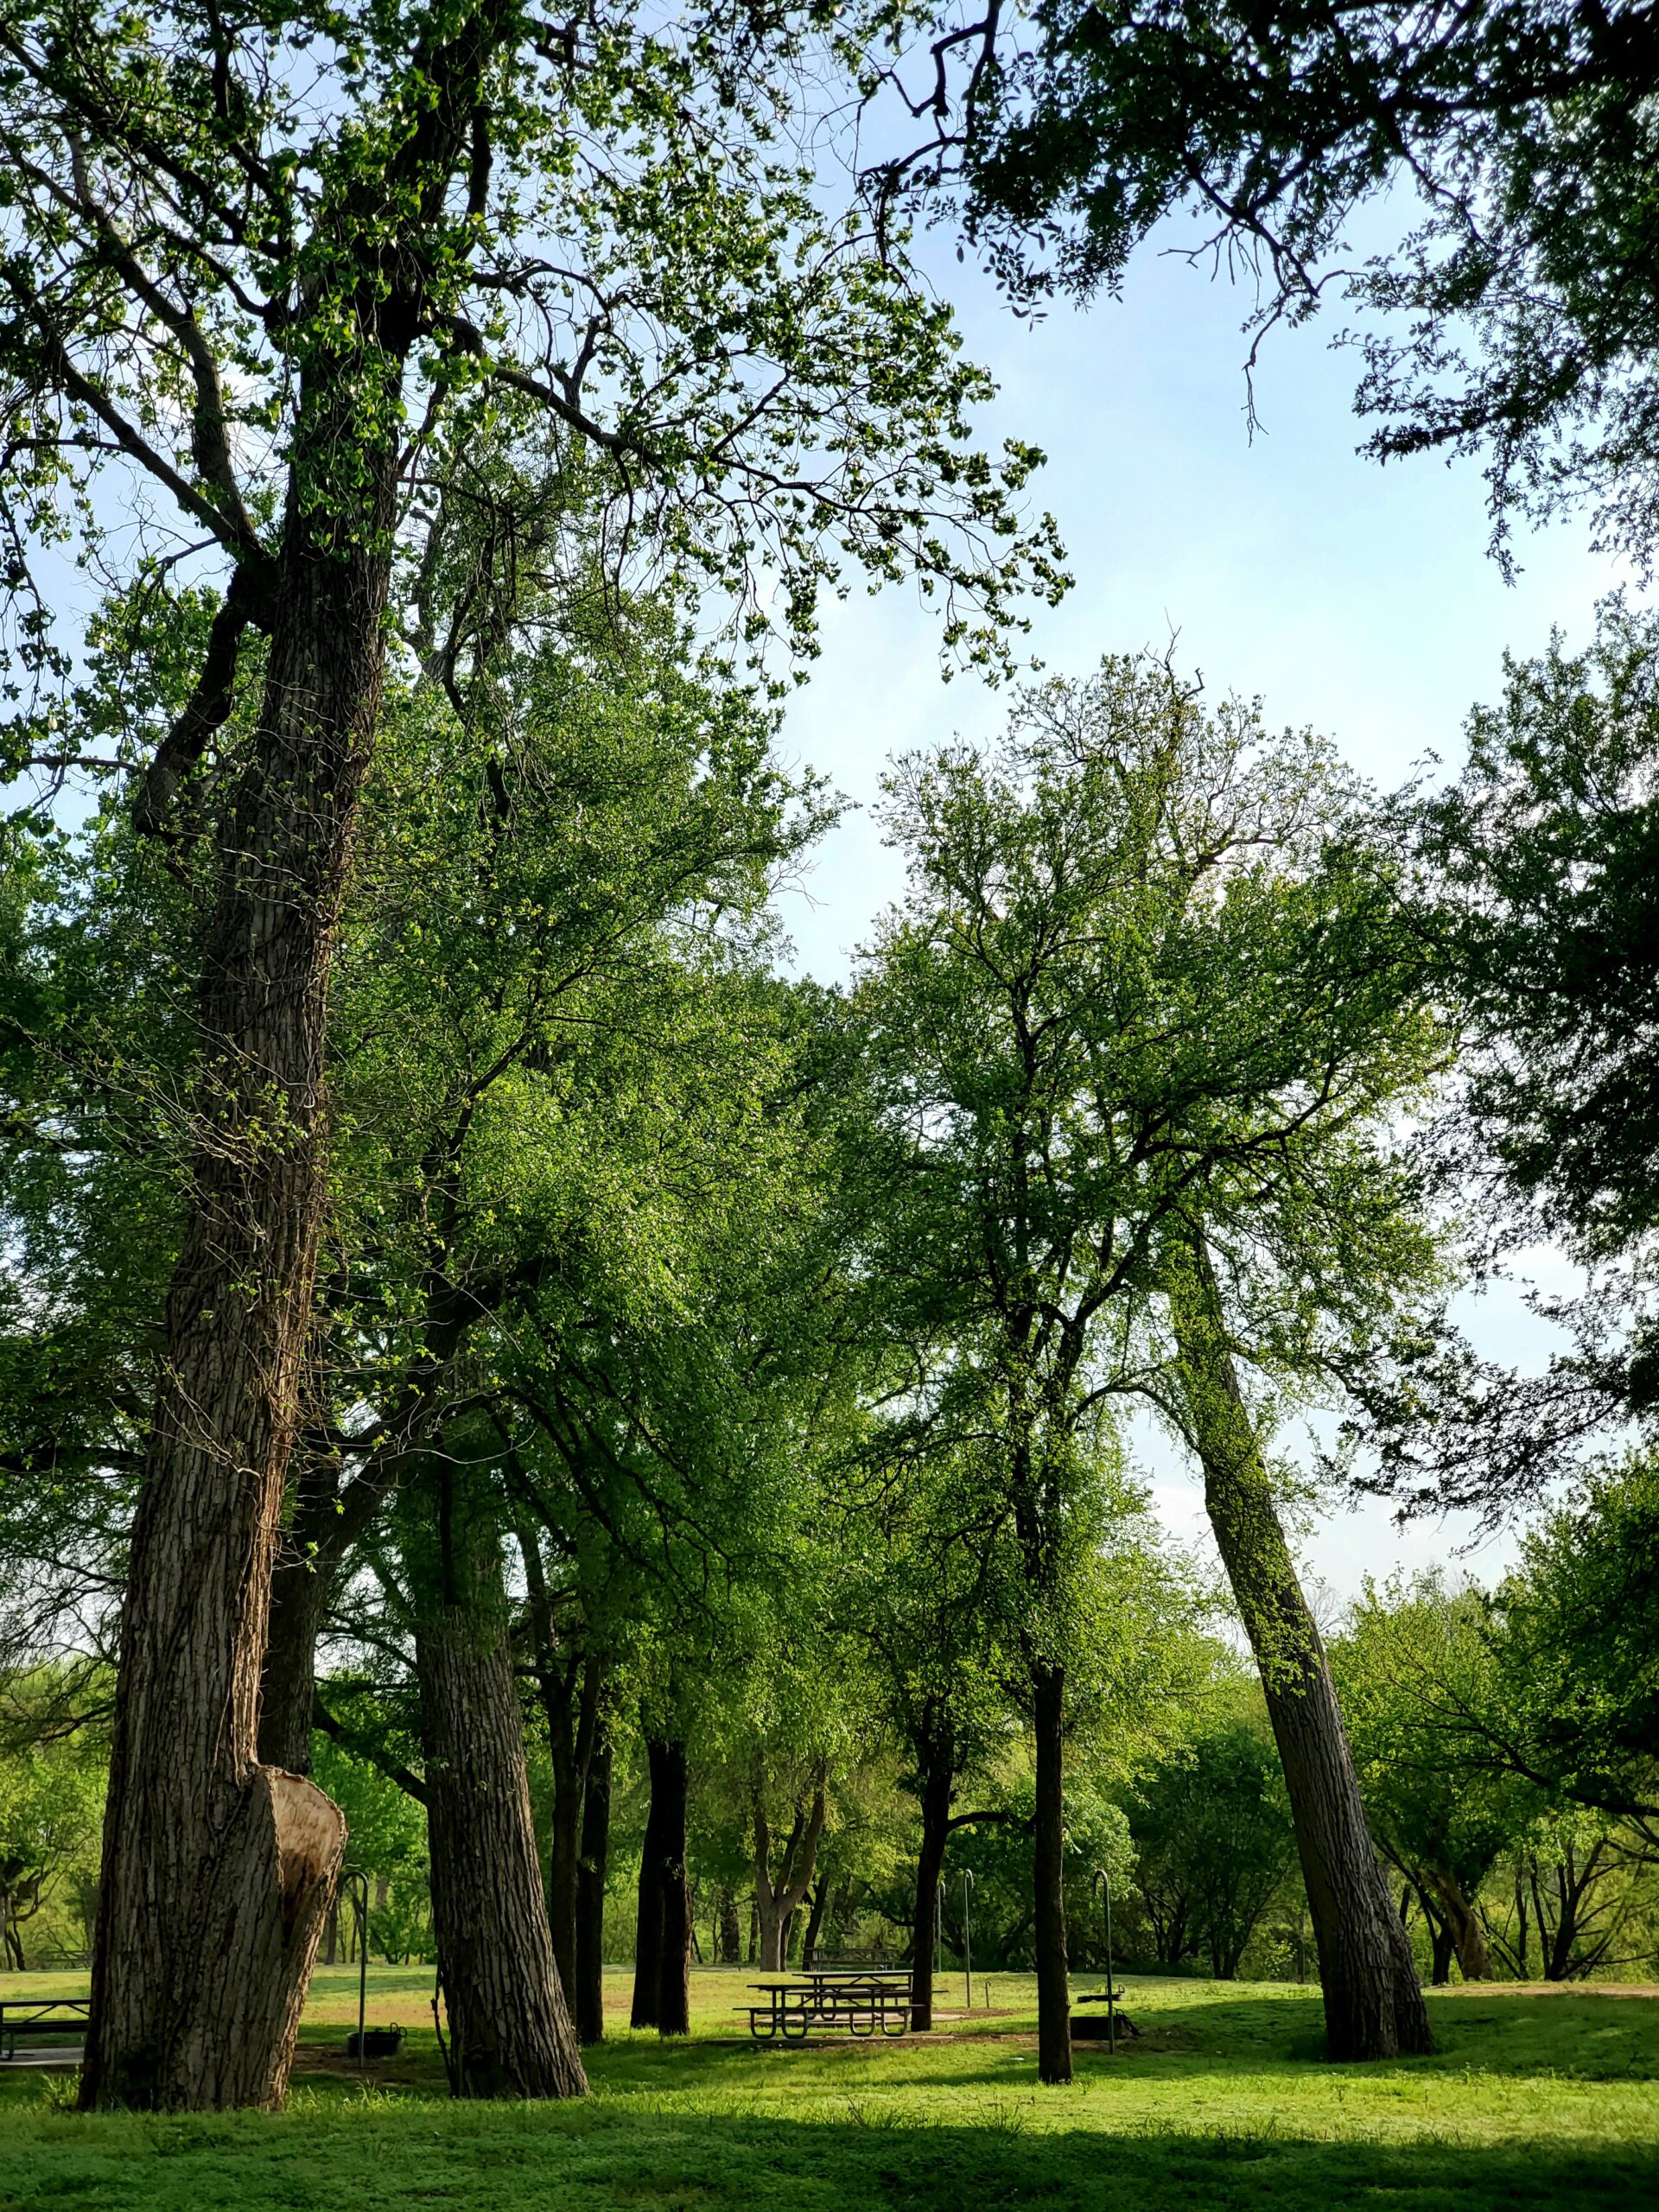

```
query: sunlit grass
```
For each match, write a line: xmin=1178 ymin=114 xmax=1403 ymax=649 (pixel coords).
xmin=1 ymin=1967 xmax=1656 ymax=2208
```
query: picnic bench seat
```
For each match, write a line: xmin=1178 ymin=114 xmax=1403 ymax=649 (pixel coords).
xmin=741 ymin=1970 xmax=912 ymax=2042
xmin=0 ymin=1997 xmax=90 ymax=2062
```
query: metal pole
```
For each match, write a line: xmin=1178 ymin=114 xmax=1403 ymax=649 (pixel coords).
xmin=342 ymin=1867 xmax=370 ymax=2068
xmin=962 ymin=1871 xmax=975 ymax=2009
xmin=936 ymin=1879 xmax=944 ymax=1986
xmin=1094 ymin=1867 xmax=1116 ymax=2056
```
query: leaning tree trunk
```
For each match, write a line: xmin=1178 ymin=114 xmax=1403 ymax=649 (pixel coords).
xmin=410 ymin=1464 xmax=587 ymax=2101
xmin=575 ymin=1726 xmax=613 ymax=2044
xmin=1170 ymin=1243 xmax=1433 ymax=2061
xmin=1030 ymin=1660 xmax=1073 ymax=2086
xmin=909 ymin=1756 xmax=955 ymax=2032
xmin=78 ymin=460 xmax=410 ymax=2109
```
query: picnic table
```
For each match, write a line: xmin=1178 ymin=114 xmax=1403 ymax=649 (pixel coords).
xmin=741 ymin=1970 xmax=912 ymax=2042
xmin=0 ymin=1996 xmax=90 ymax=2063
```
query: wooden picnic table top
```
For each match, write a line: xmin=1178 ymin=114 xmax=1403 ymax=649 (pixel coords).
xmin=748 ymin=1970 xmax=910 ymax=1987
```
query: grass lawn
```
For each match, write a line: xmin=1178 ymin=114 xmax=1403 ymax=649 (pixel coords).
xmin=2 ymin=1967 xmax=1656 ymax=2209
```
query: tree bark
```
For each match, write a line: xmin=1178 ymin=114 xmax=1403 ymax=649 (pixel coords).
xmin=909 ymin=1753 xmax=954 ymax=2032
xmin=412 ymin=1465 xmax=587 ymax=2101
xmin=79 ymin=490 xmax=403 ymax=2109
xmin=1031 ymin=1661 xmax=1072 ymax=2085
xmin=1170 ymin=1243 xmax=1433 ymax=2061
xmin=575 ymin=1725 xmax=612 ymax=2044
xmin=258 ymin=1280 xmax=505 ymax=1778
xmin=1427 ymin=1868 xmax=1492 ymax=1981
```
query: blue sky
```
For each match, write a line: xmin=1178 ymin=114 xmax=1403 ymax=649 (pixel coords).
xmin=775 ymin=222 xmax=1638 ymax=1611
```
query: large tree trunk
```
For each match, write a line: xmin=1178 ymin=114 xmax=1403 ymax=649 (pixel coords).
xmin=1031 ymin=1661 xmax=1072 ymax=2086
xmin=1170 ymin=1244 xmax=1433 ymax=2061
xmin=575 ymin=1726 xmax=613 ymax=2044
xmin=412 ymin=1465 xmax=587 ymax=2101
xmin=909 ymin=1753 xmax=954 ymax=2032
xmin=79 ymin=481 xmax=404 ymax=2109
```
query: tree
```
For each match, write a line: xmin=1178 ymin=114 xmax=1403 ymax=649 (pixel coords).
xmin=884 ymin=0 xmax=1659 ymax=564
xmin=3 ymin=433 xmax=853 ymax=2091
xmin=1370 ymin=601 xmax=1659 ymax=1518
xmin=0 ymin=0 xmax=1061 ymax=2111
xmin=1492 ymin=1457 xmax=1659 ymax=1815
xmin=857 ymin=652 xmax=1441 ymax=2063
xmin=0 ymin=1673 xmax=105 ymax=1969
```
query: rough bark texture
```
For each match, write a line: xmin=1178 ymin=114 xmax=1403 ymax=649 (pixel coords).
xmin=909 ymin=1755 xmax=954 ymax=2032
xmin=413 ymin=1470 xmax=587 ymax=2101
xmin=78 ymin=8 xmax=531 ymax=2113
xmin=575 ymin=1727 xmax=612 ymax=2045
xmin=752 ymin=1766 xmax=828 ymax=1974
xmin=1171 ymin=1245 xmax=1433 ymax=2061
xmin=1031 ymin=1662 xmax=1072 ymax=2085
xmin=80 ymin=493 xmax=396 ymax=2111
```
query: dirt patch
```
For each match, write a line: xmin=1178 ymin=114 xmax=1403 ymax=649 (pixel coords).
xmin=292 ymin=2046 xmax=437 ymax=2089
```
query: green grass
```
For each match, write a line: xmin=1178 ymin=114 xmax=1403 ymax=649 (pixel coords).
xmin=2 ymin=1967 xmax=1656 ymax=2209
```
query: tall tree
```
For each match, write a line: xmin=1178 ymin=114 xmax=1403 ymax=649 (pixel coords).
xmin=0 ymin=0 xmax=1058 ymax=2110
xmin=403 ymin=1450 xmax=587 ymax=2100
xmin=858 ymin=652 xmax=1444 ymax=2062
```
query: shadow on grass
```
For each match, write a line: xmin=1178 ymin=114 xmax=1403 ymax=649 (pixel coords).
xmin=0 ymin=2100 xmax=1650 ymax=2212
xmin=548 ymin=1988 xmax=1659 ymax=2092
xmin=257 ymin=1983 xmax=1659 ymax=2111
